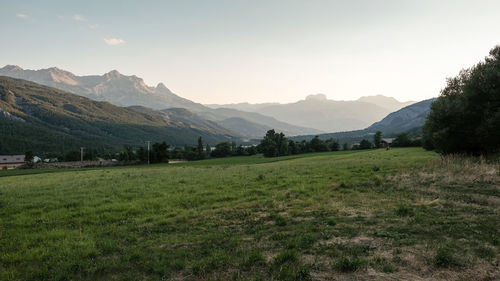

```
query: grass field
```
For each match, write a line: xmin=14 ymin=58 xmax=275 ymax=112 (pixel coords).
xmin=0 ymin=148 xmax=499 ymax=280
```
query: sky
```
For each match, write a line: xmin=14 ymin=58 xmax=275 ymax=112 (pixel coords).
xmin=1 ymin=0 xmax=499 ymax=104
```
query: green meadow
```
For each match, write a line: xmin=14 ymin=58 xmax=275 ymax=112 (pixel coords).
xmin=0 ymin=148 xmax=498 ymax=280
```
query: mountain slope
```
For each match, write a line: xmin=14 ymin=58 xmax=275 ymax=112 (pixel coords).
xmin=0 ymin=65 xmax=205 ymax=111
xmin=291 ymin=98 xmax=436 ymax=144
xmin=198 ymin=107 xmax=323 ymax=137
xmin=0 ymin=76 xmax=239 ymax=154
xmin=208 ymin=94 xmax=414 ymax=132
xmin=0 ymin=65 xmax=320 ymax=137
xmin=366 ymin=98 xmax=436 ymax=134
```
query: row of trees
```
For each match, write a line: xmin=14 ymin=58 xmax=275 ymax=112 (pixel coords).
xmin=260 ymin=130 xmax=340 ymax=157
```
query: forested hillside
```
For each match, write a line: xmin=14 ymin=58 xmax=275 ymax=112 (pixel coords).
xmin=0 ymin=77 xmax=239 ymax=154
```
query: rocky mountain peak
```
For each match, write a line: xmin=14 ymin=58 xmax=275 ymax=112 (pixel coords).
xmin=1 ymin=65 xmax=23 ymax=72
xmin=305 ymin=94 xmax=327 ymax=101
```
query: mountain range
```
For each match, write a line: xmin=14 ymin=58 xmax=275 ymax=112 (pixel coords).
xmin=291 ymin=98 xmax=436 ymax=144
xmin=0 ymin=76 xmax=240 ymax=154
xmin=0 ymin=65 xmax=417 ymax=135
xmin=0 ymin=65 xmax=435 ymax=154
xmin=0 ymin=75 xmax=435 ymax=154
xmin=0 ymin=65 xmax=319 ymax=137
xmin=207 ymin=94 xmax=414 ymax=132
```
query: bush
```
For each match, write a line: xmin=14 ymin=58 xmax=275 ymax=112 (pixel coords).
xmin=335 ymin=257 xmax=364 ymax=272
xmin=433 ymin=247 xmax=460 ymax=268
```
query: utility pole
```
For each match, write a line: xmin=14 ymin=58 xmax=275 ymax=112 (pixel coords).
xmin=146 ymin=141 xmax=151 ymax=164
xmin=80 ymin=147 xmax=84 ymax=162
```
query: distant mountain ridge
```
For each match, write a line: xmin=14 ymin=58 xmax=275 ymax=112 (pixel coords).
xmin=291 ymin=98 xmax=436 ymax=144
xmin=366 ymin=98 xmax=436 ymax=134
xmin=0 ymin=65 xmax=204 ymax=111
xmin=0 ymin=65 xmax=320 ymax=137
xmin=206 ymin=93 xmax=415 ymax=132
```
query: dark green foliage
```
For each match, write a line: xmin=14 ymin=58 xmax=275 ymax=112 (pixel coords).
xmin=245 ymin=145 xmax=257 ymax=156
xmin=327 ymin=138 xmax=340 ymax=151
xmin=119 ymin=145 xmax=137 ymax=161
xmin=373 ymin=131 xmax=382 ymax=148
xmin=358 ymin=139 xmax=372 ymax=150
xmin=395 ymin=204 xmax=414 ymax=217
xmin=310 ymin=136 xmax=329 ymax=152
xmin=211 ymin=142 xmax=232 ymax=158
xmin=205 ymin=144 xmax=211 ymax=156
xmin=24 ymin=151 xmax=34 ymax=163
xmin=260 ymin=130 xmax=342 ymax=158
xmin=23 ymin=151 xmax=34 ymax=168
xmin=260 ymin=129 xmax=289 ymax=157
xmin=433 ymin=247 xmax=460 ymax=268
xmin=392 ymin=133 xmax=411 ymax=147
xmin=423 ymin=45 xmax=500 ymax=154
xmin=197 ymin=137 xmax=205 ymax=160
xmin=235 ymin=145 xmax=248 ymax=156
xmin=64 ymin=150 xmax=81 ymax=161
xmin=151 ymin=142 xmax=169 ymax=163
xmin=335 ymin=257 xmax=364 ymax=272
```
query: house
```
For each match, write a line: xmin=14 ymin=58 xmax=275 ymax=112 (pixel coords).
xmin=381 ymin=138 xmax=395 ymax=147
xmin=0 ymin=155 xmax=25 ymax=170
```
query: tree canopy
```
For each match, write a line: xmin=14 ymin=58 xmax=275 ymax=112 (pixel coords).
xmin=423 ymin=45 xmax=500 ymax=154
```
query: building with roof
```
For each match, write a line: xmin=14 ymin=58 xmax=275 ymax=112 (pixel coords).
xmin=0 ymin=155 xmax=25 ymax=169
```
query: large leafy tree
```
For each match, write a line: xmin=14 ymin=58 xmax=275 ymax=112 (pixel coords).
xmin=423 ymin=45 xmax=500 ymax=154
xmin=260 ymin=129 xmax=289 ymax=157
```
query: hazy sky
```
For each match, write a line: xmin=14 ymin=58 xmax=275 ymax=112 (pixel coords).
xmin=1 ymin=0 xmax=499 ymax=104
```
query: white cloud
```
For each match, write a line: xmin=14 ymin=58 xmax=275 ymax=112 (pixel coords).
xmin=88 ymin=24 xmax=99 ymax=29
xmin=73 ymin=14 xmax=86 ymax=21
xmin=16 ymin=13 xmax=28 ymax=19
xmin=104 ymin=38 xmax=125 ymax=46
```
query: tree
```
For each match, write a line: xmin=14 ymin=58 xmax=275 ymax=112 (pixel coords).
xmin=205 ymin=144 xmax=212 ymax=156
xmin=197 ymin=137 xmax=205 ymax=160
xmin=245 ymin=145 xmax=257 ymax=155
xmin=235 ymin=145 xmax=248 ymax=156
xmin=373 ymin=131 xmax=382 ymax=148
xmin=64 ymin=150 xmax=81 ymax=161
xmin=151 ymin=142 xmax=169 ymax=163
xmin=288 ymin=140 xmax=298 ymax=155
xmin=393 ymin=133 xmax=412 ymax=147
xmin=423 ymin=45 xmax=500 ymax=154
xmin=343 ymin=143 xmax=349 ymax=151
xmin=326 ymin=138 xmax=340 ymax=151
xmin=310 ymin=136 xmax=328 ymax=152
xmin=359 ymin=139 xmax=372 ymax=150
xmin=260 ymin=129 xmax=289 ymax=157
xmin=260 ymin=130 xmax=278 ymax=157
xmin=119 ymin=145 xmax=136 ymax=161
xmin=211 ymin=142 xmax=232 ymax=158
xmin=24 ymin=151 xmax=34 ymax=168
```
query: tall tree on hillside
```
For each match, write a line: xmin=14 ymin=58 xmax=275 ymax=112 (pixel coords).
xmin=423 ymin=45 xmax=500 ymax=154
xmin=197 ymin=137 xmax=205 ymax=160
xmin=373 ymin=131 xmax=382 ymax=148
